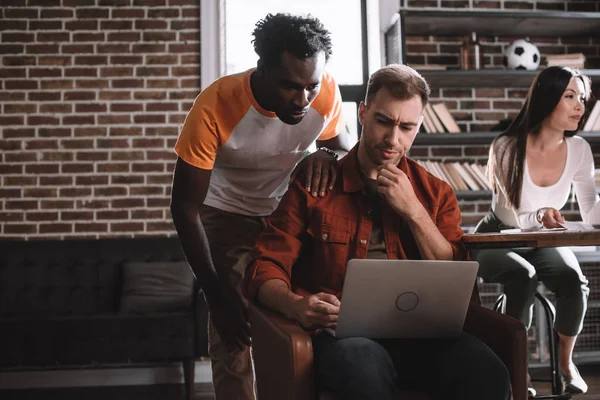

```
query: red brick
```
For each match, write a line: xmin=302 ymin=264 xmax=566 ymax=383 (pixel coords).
xmin=29 ymin=68 xmax=62 ymax=78
xmin=100 ymin=67 xmax=133 ymax=78
xmin=109 ymin=127 xmax=142 ymax=136
xmin=64 ymin=91 xmax=96 ymax=101
xmin=0 ymin=212 xmax=24 ymax=222
xmin=146 ymin=198 xmax=170 ymax=207
xmin=146 ymin=127 xmax=179 ymax=136
xmin=4 ymin=80 xmax=37 ymax=90
xmin=73 ymin=127 xmax=108 ymax=137
xmin=147 ymin=8 xmax=179 ymax=18
xmin=107 ymin=32 xmax=141 ymax=42
xmin=143 ymin=32 xmax=176 ymax=42
xmin=132 ymin=163 xmax=164 ymax=173
xmin=75 ymin=176 xmax=109 ymax=186
xmin=94 ymin=187 xmax=128 ymax=197
xmin=172 ymin=66 xmax=198 ymax=77
xmin=75 ymin=55 xmax=108 ymax=65
xmin=40 ymin=176 xmax=73 ymax=186
xmin=169 ymin=90 xmax=199 ymax=100
xmin=100 ymin=20 xmax=133 ymax=30
xmin=65 ymin=67 xmax=99 ymax=77
xmin=26 ymin=139 xmax=59 ymax=150
xmin=99 ymin=91 xmax=132 ymax=100
xmin=136 ymin=66 xmax=169 ymax=76
xmin=536 ymin=2 xmax=565 ymax=11
xmin=180 ymin=55 xmax=200 ymax=65
xmin=61 ymin=211 xmax=94 ymax=220
xmin=112 ymin=79 xmax=144 ymax=88
xmin=60 ymin=188 xmax=92 ymax=197
xmin=39 ymin=223 xmax=73 ymax=234
xmin=110 ymin=222 xmax=144 ymax=232
xmin=5 ymin=152 xmax=36 ymax=162
xmin=134 ymin=114 xmax=166 ymax=124
xmin=111 ymin=8 xmax=145 ymax=18
xmin=180 ymin=78 xmax=200 ymax=88
xmin=27 ymin=115 xmax=59 ymax=125
xmin=40 ymin=104 xmax=73 ymax=113
xmin=76 ymin=151 xmax=109 ymax=161
xmin=4 ymin=224 xmax=37 ymax=234
xmin=181 ymin=7 xmax=199 ymax=18
xmin=134 ymin=91 xmax=167 ymax=100
xmin=168 ymin=43 xmax=197 ymax=54
xmin=65 ymin=20 xmax=99 ymax=31
xmin=36 ymin=32 xmax=70 ymax=43
xmin=0 ymin=44 xmax=25 ymax=54
xmin=97 ymin=163 xmax=130 ymax=173
xmin=97 ymin=115 xmax=132 ymax=124
xmin=97 ymin=210 xmax=129 ymax=220
xmin=61 ymin=163 xmax=94 ymax=173
xmin=111 ymin=175 xmax=144 ymax=184
xmin=99 ymin=0 xmax=131 ymax=5
xmin=75 ymin=103 xmax=107 ymax=113
xmin=38 ymin=127 xmax=71 ymax=137
xmin=146 ymin=102 xmax=178 ymax=112
xmin=76 ymin=8 xmax=110 ymax=19
xmin=38 ymin=55 xmax=72 ymax=66
xmin=75 ymin=223 xmax=108 ymax=232
xmin=134 ymin=0 xmax=166 ymax=6
xmin=28 ymin=92 xmax=61 ymax=102
xmin=168 ymin=114 xmax=186 ymax=124
xmin=132 ymin=138 xmax=164 ymax=148
xmin=29 ymin=0 xmax=61 ymax=6
xmin=4 ymin=103 xmax=36 ymax=114
xmin=111 ymin=198 xmax=144 ymax=208
xmin=62 ymin=115 xmax=96 ymax=125
xmin=180 ymin=102 xmax=193 ymax=111
xmin=41 ymin=9 xmax=74 ymax=18
xmin=493 ymin=101 xmax=523 ymax=110
xmin=96 ymin=138 xmax=129 ymax=148
xmin=2 ymin=128 xmax=34 ymax=139
xmin=178 ymin=32 xmax=199 ymax=42
xmin=29 ymin=21 xmax=63 ymax=31
xmin=3 ymin=56 xmax=36 ymax=66
xmin=146 ymin=174 xmax=172 ymax=184
xmin=5 ymin=8 xmax=38 ymax=19
xmin=97 ymin=44 xmax=130 ymax=54
xmin=0 ymin=188 xmax=22 ymax=198
xmin=25 ymin=164 xmax=59 ymax=174
xmin=41 ymin=156 xmax=77 ymax=171
xmin=147 ymin=78 xmax=178 ymax=88
xmin=73 ymin=32 xmax=106 ymax=42
xmin=75 ymin=79 xmax=109 ymax=89
xmin=131 ymin=209 xmax=163 ymax=219
xmin=110 ymin=55 xmax=143 ymax=65
xmin=132 ymin=44 xmax=166 ymax=53
xmin=0 ymin=21 xmax=28 ymax=31
xmin=6 ymin=200 xmax=39 ymax=210
xmin=24 ymin=187 xmax=59 ymax=198
xmin=26 ymin=211 xmax=59 ymax=222
xmin=62 ymin=44 xmax=95 ymax=54
xmin=2 ymin=33 xmax=35 ymax=43
xmin=147 ymin=221 xmax=175 ymax=232
xmin=4 ymin=176 xmax=36 ymax=186
xmin=110 ymin=103 xmax=143 ymax=112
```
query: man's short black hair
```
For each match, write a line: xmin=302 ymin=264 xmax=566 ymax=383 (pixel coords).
xmin=252 ymin=13 xmax=333 ymax=69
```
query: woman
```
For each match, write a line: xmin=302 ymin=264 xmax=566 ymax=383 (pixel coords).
xmin=473 ymin=66 xmax=596 ymax=396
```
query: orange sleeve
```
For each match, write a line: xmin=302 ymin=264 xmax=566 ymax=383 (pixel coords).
xmin=174 ymin=72 xmax=251 ymax=170
xmin=311 ymin=72 xmax=345 ymax=141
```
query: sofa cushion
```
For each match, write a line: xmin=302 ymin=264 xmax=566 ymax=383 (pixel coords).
xmin=120 ymin=261 xmax=195 ymax=314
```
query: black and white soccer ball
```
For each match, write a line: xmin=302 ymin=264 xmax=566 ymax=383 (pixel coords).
xmin=504 ymin=39 xmax=540 ymax=70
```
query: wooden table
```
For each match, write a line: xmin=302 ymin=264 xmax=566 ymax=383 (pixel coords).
xmin=463 ymin=229 xmax=600 ymax=249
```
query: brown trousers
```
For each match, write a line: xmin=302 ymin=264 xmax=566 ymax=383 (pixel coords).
xmin=200 ymin=205 xmax=267 ymax=400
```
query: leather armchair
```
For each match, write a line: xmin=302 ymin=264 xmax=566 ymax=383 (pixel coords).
xmin=250 ymin=297 xmax=528 ymax=400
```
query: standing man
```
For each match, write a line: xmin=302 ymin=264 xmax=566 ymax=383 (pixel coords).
xmin=244 ymin=64 xmax=511 ymax=400
xmin=170 ymin=13 xmax=350 ymax=400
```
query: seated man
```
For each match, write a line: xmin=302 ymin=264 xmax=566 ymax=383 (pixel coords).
xmin=243 ymin=64 xmax=511 ymax=400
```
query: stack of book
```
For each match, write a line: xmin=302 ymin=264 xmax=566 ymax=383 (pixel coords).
xmin=582 ymin=100 xmax=600 ymax=132
xmin=545 ymin=53 xmax=586 ymax=69
xmin=421 ymin=103 xmax=461 ymax=134
xmin=417 ymin=161 xmax=491 ymax=191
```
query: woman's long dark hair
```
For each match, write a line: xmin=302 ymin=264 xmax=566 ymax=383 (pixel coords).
xmin=489 ymin=66 xmax=592 ymax=209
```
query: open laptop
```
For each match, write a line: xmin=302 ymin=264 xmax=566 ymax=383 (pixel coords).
xmin=327 ymin=259 xmax=479 ymax=339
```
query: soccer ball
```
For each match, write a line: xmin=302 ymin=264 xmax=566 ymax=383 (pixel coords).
xmin=504 ymin=39 xmax=540 ymax=70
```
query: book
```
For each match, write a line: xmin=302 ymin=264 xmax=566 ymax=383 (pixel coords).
xmin=432 ymin=103 xmax=461 ymax=133
xmin=426 ymin=103 xmax=445 ymax=133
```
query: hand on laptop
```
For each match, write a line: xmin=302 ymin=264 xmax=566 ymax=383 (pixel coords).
xmin=291 ymin=292 xmax=340 ymax=330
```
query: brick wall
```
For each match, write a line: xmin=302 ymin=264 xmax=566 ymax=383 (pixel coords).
xmin=401 ymin=0 xmax=600 ymax=226
xmin=0 ymin=0 xmax=200 ymax=239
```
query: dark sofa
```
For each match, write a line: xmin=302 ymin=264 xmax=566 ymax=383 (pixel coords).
xmin=0 ymin=237 xmax=208 ymax=400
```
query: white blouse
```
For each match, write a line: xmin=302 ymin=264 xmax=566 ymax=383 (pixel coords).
xmin=491 ymin=135 xmax=600 ymax=229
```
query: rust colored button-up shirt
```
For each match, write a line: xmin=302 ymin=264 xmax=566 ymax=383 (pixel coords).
xmin=243 ymin=145 xmax=468 ymax=301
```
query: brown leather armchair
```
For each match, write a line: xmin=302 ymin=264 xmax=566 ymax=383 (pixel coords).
xmin=249 ymin=295 xmax=528 ymax=400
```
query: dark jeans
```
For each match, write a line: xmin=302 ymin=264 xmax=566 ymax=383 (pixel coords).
xmin=312 ymin=331 xmax=511 ymax=400
xmin=473 ymin=210 xmax=589 ymax=336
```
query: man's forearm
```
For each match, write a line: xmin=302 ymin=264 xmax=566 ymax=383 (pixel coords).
xmin=407 ymin=205 xmax=454 ymax=260
xmin=256 ymin=279 xmax=302 ymax=320
xmin=171 ymin=206 xmax=220 ymax=299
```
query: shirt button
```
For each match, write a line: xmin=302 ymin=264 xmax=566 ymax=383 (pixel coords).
xmin=360 ymin=239 xmax=367 ymax=245
xmin=322 ymin=234 xmax=328 ymax=240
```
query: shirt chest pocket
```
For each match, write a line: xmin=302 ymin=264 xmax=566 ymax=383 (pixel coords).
xmin=306 ymin=223 xmax=352 ymax=289
xmin=307 ymin=224 xmax=352 ymax=244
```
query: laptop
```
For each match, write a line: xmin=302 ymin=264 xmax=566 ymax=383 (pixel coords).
xmin=327 ymin=259 xmax=479 ymax=339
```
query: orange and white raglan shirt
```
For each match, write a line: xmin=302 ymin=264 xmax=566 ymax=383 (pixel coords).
xmin=174 ymin=69 xmax=344 ymax=216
